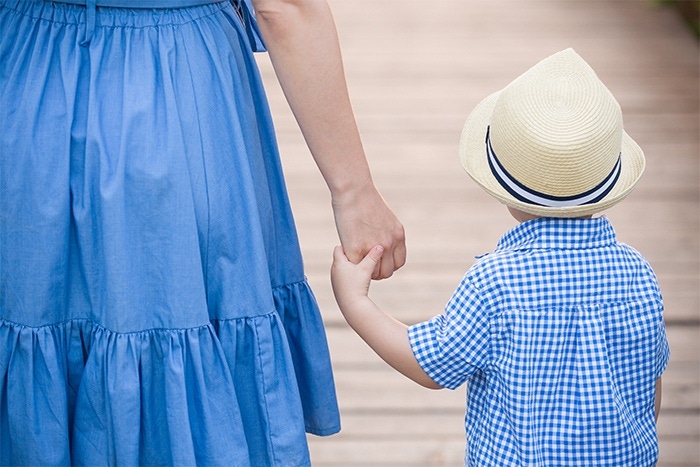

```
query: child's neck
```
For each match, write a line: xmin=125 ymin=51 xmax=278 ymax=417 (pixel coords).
xmin=507 ymin=206 xmax=594 ymax=223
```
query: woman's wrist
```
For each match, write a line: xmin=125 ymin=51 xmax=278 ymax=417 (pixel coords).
xmin=329 ymin=174 xmax=376 ymax=208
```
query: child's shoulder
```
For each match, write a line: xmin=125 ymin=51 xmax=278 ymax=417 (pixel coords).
xmin=461 ymin=248 xmax=528 ymax=290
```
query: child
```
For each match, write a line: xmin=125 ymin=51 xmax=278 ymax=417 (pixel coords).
xmin=330 ymin=48 xmax=670 ymax=466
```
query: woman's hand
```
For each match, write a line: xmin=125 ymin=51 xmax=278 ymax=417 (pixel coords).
xmin=332 ymin=181 xmax=406 ymax=280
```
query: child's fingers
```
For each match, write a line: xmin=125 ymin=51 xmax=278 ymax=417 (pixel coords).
xmin=333 ymin=244 xmax=385 ymax=277
xmin=362 ymin=245 xmax=384 ymax=270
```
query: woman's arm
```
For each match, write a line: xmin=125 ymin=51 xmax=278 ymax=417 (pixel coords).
xmin=252 ymin=0 xmax=405 ymax=279
xmin=331 ymin=245 xmax=441 ymax=389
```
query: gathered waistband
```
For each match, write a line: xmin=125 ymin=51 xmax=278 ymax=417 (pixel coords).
xmin=26 ymin=0 xmax=266 ymax=51
xmin=46 ymin=0 xmax=223 ymax=7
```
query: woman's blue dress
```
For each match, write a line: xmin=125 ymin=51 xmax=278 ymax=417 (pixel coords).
xmin=0 ymin=1 xmax=340 ymax=465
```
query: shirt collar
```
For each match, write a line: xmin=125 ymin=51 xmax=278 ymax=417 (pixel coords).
xmin=494 ymin=216 xmax=618 ymax=252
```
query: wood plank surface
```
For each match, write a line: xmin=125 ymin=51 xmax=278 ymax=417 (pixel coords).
xmin=256 ymin=0 xmax=699 ymax=465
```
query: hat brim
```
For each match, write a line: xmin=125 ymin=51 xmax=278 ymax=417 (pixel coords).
xmin=459 ymin=92 xmax=646 ymax=218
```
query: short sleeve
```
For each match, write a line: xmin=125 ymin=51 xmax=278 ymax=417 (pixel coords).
xmin=655 ymin=317 xmax=670 ymax=379
xmin=407 ymin=277 xmax=490 ymax=390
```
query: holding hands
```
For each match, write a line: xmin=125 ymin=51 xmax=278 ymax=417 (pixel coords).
xmin=332 ymin=182 xmax=405 ymax=280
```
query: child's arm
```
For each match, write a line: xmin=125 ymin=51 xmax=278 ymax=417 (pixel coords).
xmin=331 ymin=245 xmax=442 ymax=389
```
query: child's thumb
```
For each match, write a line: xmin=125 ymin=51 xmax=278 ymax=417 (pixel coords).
xmin=332 ymin=245 xmax=346 ymax=262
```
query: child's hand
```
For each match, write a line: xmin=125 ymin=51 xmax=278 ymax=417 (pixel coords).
xmin=331 ymin=244 xmax=384 ymax=311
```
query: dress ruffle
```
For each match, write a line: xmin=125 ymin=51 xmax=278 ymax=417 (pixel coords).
xmin=0 ymin=280 xmax=335 ymax=466
xmin=272 ymin=280 xmax=341 ymax=437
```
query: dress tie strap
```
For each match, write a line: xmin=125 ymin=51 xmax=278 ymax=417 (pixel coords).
xmin=80 ymin=0 xmax=96 ymax=46
xmin=233 ymin=0 xmax=266 ymax=52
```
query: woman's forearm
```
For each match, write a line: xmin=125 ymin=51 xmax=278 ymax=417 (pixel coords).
xmin=253 ymin=0 xmax=372 ymax=199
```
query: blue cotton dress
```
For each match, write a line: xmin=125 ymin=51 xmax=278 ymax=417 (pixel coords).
xmin=0 ymin=1 xmax=340 ymax=465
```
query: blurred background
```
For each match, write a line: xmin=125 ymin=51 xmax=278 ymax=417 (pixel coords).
xmin=256 ymin=1 xmax=699 ymax=465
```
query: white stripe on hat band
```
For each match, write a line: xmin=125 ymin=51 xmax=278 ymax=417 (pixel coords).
xmin=485 ymin=126 xmax=622 ymax=208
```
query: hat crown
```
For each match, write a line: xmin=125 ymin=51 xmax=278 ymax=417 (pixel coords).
xmin=489 ymin=48 xmax=623 ymax=198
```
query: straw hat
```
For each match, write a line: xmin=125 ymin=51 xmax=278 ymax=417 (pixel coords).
xmin=459 ymin=48 xmax=645 ymax=218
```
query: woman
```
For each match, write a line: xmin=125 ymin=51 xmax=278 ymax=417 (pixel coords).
xmin=0 ymin=0 xmax=405 ymax=464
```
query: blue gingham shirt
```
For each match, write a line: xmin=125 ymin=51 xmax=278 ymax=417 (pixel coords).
xmin=408 ymin=217 xmax=670 ymax=466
